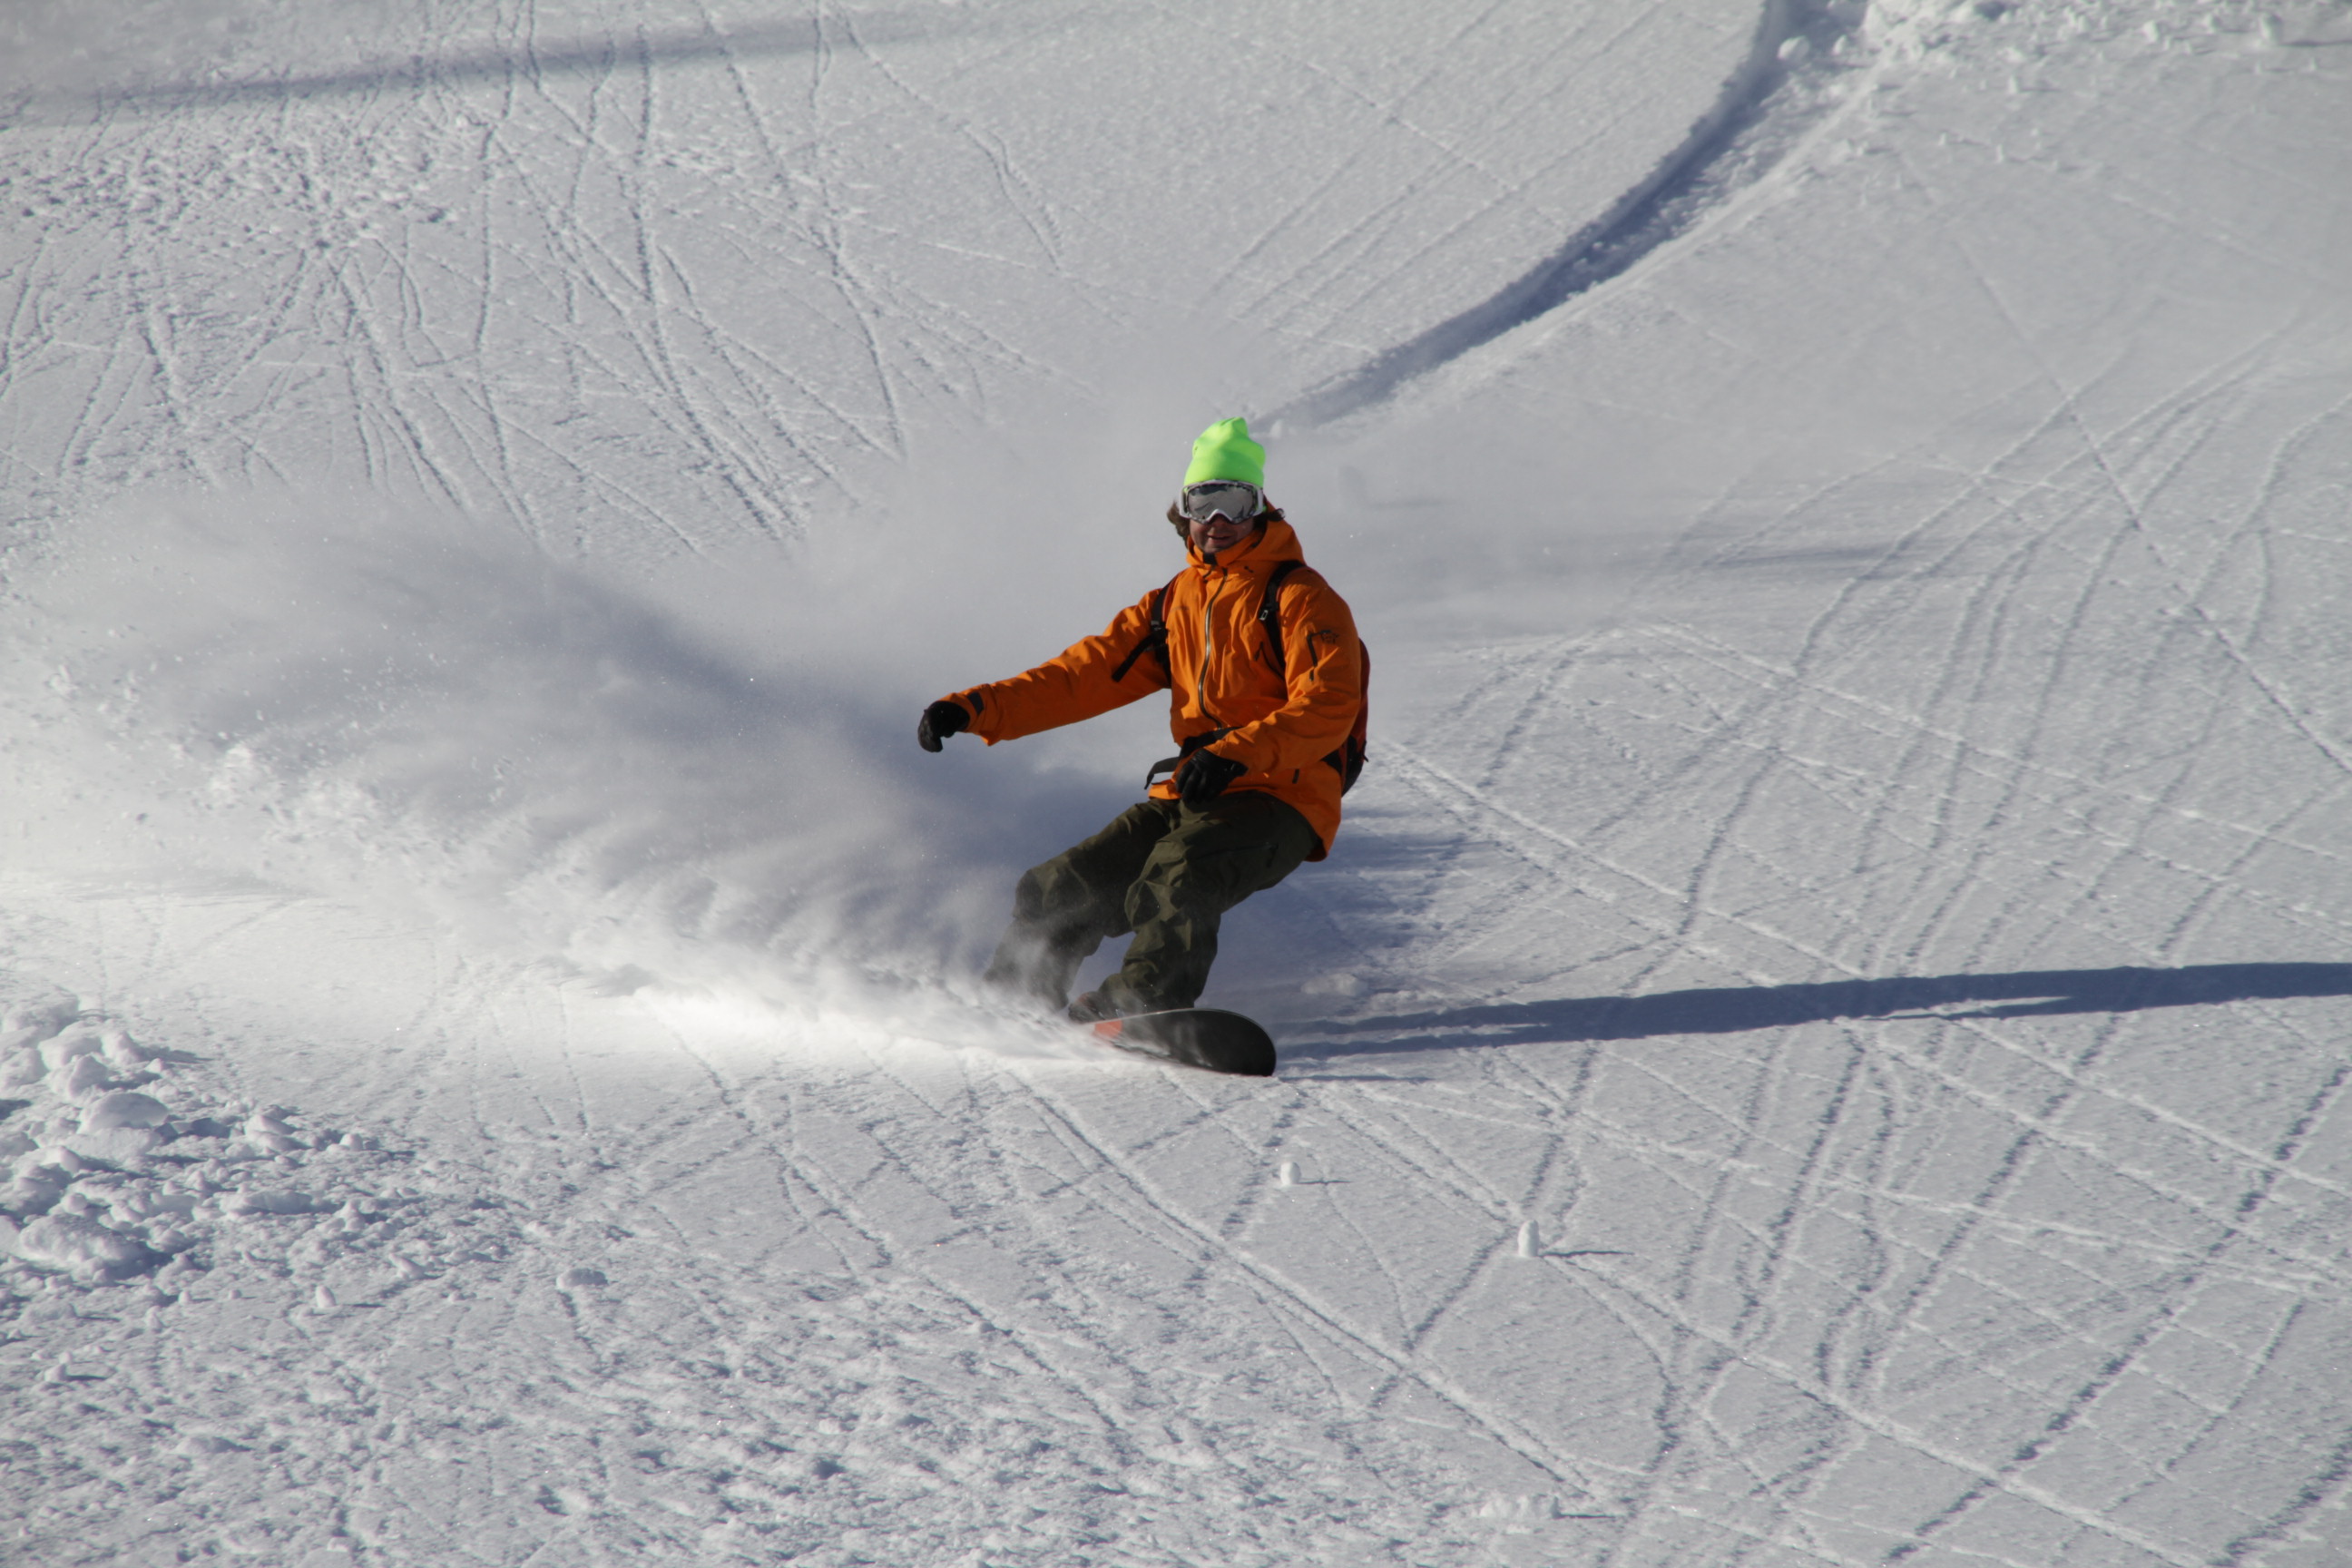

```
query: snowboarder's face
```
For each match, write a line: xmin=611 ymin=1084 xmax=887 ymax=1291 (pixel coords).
xmin=1181 ymin=481 xmax=1263 ymax=558
xmin=1187 ymin=509 xmax=1260 ymax=557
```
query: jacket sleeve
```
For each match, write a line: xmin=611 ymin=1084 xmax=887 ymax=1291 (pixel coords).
xmin=950 ymin=591 xmax=1170 ymax=743
xmin=1212 ymin=572 xmax=1361 ymax=779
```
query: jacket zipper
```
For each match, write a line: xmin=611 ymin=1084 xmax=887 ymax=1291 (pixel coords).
xmin=1196 ymin=565 xmax=1228 ymax=724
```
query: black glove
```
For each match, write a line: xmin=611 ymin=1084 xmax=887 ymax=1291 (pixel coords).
xmin=917 ymin=699 xmax=970 ymax=753
xmin=1175 ymin=750 xmax=1246 ymax=806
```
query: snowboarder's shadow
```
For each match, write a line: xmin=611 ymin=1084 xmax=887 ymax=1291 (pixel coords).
xmin=1289 ymin=962 xmax=2352 ymax=1060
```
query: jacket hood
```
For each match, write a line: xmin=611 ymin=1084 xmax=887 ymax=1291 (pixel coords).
xmin=1188 ymin=511 xmax=1304 ymax=571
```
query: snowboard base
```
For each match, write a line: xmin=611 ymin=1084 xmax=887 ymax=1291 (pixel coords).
xmin=1089 ymin=1007 xmax=1276 ymax=1077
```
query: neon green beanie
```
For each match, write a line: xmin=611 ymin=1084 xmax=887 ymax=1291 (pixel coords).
xmin=1183 ymin=416 xmax=1266 ymax=489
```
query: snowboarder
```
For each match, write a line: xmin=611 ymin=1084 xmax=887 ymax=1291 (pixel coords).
xmin=916 ymin=416 xmax=1365 ymax=1024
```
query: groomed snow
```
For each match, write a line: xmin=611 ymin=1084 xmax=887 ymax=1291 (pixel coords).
xmin=5 ymin=1 xmax=2352 ymax=1565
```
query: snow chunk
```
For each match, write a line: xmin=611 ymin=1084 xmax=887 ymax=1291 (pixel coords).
xmin=64 ymin=1126 xmax=164 ymax=1162
xmin=1 ymin=999 xmax=79 ymax=1039
xmin=1471 ymin=1492 xmax=1578 ymax=1527
xmin=224 ymin=1190 xmax=323 ymax=1216
xmin=53 ymin=1052 xmax=114 ymax=1101
xmin=38 ymin=1025 xmax=105 ymax=1073
xmin=101 ymin=1030 xmax=155 ymax=1070
xmin=64 ymin=1091 xmax=174 ymax=1160
xmin=240 ymin=1109 xmax=304 ymax=1153
xmin=1864 ymin=0 xmax=1990 ymax=59
xmin=81 ymin=1091 xmax=172 ymax=1132
xmin=3 ymin=1168 xmax=70 ymax=1217
xmin=35 ymin=1144 xmax=92 ymax=1174
xmin=14 ymin=1212 xmax=159 ymax=1279
xmin=1302 ymin=971 xmax=1369 ymax=1000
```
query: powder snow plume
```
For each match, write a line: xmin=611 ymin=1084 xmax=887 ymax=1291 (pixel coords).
xmin=0 ymin=488 xmax=1110 ymax=1006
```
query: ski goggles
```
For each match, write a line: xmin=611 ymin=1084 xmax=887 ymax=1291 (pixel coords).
xmin=1180 ymin=481 xmax=1262 ymax=524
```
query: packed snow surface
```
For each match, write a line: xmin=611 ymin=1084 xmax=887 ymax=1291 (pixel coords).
xmin=5 ymin=1 xmax=2352 ymax=1565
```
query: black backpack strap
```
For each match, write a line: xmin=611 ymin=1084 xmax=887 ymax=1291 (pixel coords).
xmin=1256 ymin=559 xmax=1368 ymax=793
xmin=1259 ymin=560 xmax=1308 ymax=671
xmin=1111 ymin=574 xmax=1181 ymax=683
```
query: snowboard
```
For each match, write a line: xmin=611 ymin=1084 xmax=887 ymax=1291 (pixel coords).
xmin=1087 ymin=1007 xmax=1277 ymax=1077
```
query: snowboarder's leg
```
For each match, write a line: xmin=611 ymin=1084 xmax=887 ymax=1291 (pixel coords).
xmin=1099 ymin=794 xmax=1318 ymax=1014
xmin=981 ymin=802 xmax=1177 ymax=1008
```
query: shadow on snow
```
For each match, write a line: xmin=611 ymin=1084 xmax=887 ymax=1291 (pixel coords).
xmin=55 ymin=10 xmax=1076 ymax=116
xmin=1293 ymin=963 xmax=2352 ymax=1060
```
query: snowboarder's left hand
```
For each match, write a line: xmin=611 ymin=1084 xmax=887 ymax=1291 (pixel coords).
xmin=1175 ymin=750 xmax=1246 ymax=806
xmin=917 ymin=699 xmax=971 ymax=752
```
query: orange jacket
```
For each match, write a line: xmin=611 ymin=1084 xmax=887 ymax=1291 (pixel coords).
xmin=949 ymin=514 xmax=1361 ymax=858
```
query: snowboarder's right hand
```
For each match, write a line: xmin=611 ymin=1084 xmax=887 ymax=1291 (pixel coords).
xmin=917 ymin=699 xmax=971 ymax=752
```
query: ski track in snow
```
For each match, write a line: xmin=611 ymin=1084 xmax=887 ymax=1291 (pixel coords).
xmin=6 ymin=1 xmax=2352 ymax=1565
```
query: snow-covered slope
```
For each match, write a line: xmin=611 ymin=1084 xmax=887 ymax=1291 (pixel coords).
xmin=1271 ymin=7 xmax=2352 ymax=1562
xmin=5 ymin=1 xmax=2351 ymax=1565
xmin=0 ymin=0 xmax=1776 ymax=558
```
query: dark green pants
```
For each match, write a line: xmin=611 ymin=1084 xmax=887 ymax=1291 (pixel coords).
xmin=983 ymin=793 xmax=1319 ymax=1014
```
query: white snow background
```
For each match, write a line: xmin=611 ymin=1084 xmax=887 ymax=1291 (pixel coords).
xmin=3 ymin=0 xmax=2350 ymax=1563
